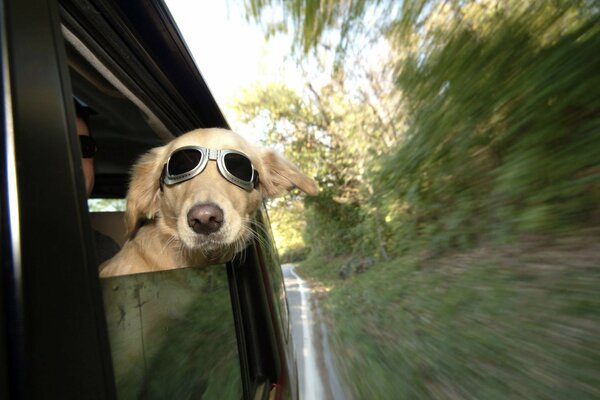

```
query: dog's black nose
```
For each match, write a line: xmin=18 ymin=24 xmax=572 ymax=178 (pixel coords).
xmin=187 ymin=204 xmax=224 ymax=235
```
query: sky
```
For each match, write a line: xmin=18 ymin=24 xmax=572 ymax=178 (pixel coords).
xmin=164 ymin=1 xmax=391 ymax=143
xmin=164 ymin=1 xmax=302 ymax=140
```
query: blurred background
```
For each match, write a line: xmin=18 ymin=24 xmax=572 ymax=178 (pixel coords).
xmin=167 ymin=0 xmax=599 ymax=398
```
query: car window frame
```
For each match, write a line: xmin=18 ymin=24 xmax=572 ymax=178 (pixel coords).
xmin=1 ymin=0 xmax=117 ymax=397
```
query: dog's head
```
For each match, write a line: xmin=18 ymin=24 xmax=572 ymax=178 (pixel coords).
xmin=125 ymin=128 xmax=317 ymax=261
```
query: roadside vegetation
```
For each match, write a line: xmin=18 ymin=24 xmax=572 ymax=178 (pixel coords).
xmin=301 ymin=235 xmax=599 ymax=398
xmin=237 ymin=1 xmax=599 ymax=397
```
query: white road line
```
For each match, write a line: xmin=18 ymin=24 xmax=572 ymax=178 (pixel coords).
xmin=287 ymin=265 xmax=325 ymax=400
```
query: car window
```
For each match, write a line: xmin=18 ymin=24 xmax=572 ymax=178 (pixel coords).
xmin=67 ymin=45 xmax=246 ymax=400
xmin=60 ymin=6 xmax=287 ymax=398
xmin=101 ymin=265 xmax=242 ymax=399
xmin=88 ymin=198 xmax=126 ymax=212
xmin=257 ymin=209 xmax=291 ymax=342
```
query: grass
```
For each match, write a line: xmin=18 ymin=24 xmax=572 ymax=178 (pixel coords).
xmin=298 ymin=235 xmax=600 ymax=399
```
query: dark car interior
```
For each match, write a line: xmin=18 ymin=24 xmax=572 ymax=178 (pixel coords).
xmin=68 ymin=62 xmax=166 ymax=197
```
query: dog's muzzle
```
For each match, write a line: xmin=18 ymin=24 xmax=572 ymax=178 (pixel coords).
xmin=187 ymin=203 xmax=224 ymax=235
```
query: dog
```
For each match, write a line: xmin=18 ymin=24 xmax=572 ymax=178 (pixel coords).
xmin=99 ymin=128 xmax=317 ymax=277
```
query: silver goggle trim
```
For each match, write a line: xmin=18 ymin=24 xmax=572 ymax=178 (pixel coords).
xmin=161 ymin=146 xmax=258 ymax=191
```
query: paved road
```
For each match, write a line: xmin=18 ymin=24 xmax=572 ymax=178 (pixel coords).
xmin=282 ymin=264 xmax=348 ymax=400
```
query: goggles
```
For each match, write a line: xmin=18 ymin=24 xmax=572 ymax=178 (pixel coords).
xmin=160 ymin=146 xmax=259 ymax=191
xmin=79 ymin=135 xmax=97 ymax=158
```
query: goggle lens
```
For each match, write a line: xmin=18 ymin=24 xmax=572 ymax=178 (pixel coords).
xmin=167 ymin=149 xmax=203 ymax=175
xmin=223 ymin=152 xmax=253 ymax=181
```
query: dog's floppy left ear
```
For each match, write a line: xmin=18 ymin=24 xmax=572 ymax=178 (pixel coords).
xmin=125 ymin=146 xmax=167 ymax=235
xmin=259 ymin=149 xmax=318 ymax=197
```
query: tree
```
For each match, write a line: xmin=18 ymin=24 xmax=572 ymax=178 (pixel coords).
xmin=239 ymin=0 xmax=599 ymax=255
xmin=234 ymin=52 xmax=401 ymax=258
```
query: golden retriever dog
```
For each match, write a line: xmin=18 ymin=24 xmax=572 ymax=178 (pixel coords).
xmin=99 ymin=128 xmax=317 ymax=277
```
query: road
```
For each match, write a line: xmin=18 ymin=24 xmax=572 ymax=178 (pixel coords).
xmin=282 ymin=264 xmax=348 ymax=400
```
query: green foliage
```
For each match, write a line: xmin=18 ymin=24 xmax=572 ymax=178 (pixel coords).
xmin=303 ymin=194 xmax=363 ymax=257
xmin=243 ymin=0 xmax=376 ymax=63
xmin=235 ymin=74 xmax=399 ymax=259
xmin=234 ymin=83 xmax=326 ymax=179
xmin=377 ymin=3 xmax=600 ymax=250
xmin=300 ymin=238 xmax=600 ymax=399
xmin=267 ymin=199 xmax=310 ymax=261
xmin=242 ymin=0 xmax=600 ymax=258
xmin=88 ymin=198 xmax=126 ymax=212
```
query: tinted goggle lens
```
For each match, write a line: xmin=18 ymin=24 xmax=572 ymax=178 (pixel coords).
xmin=223 ymin=152 xmax=253 ymax=181
xmin=167 ymin=149 xmax=204 ymax=175
xmin=79 ymin=135 xmax=97 ymax=158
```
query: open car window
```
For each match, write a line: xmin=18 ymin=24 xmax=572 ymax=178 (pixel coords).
xmin=65 ymin=21 xmax=245 ymax=399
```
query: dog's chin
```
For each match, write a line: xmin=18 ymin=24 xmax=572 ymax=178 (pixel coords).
xmin=180 ymin=229 xmax=250 ymax=261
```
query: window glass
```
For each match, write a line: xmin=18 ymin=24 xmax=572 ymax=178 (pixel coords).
xmin=257 ymin=208 xmax=290 ymax=341
xmin=101 ymin=265 xmax=242 ymax=399
xmin=88 ymin=198 xmax=126 ymax=212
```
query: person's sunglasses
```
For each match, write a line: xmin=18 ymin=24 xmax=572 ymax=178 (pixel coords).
xmin=160 ymin=146 xmax=259 ymax=191
xmin=79 ymin=135 xmax=97 ymax=158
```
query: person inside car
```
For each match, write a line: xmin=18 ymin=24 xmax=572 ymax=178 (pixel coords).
xmin=75 ymin=99 xmax=121 ymax=266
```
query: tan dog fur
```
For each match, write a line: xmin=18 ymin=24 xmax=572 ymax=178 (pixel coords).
xmin=100 ymin=128 xmax=317 ymax=277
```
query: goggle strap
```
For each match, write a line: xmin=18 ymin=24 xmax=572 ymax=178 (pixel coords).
xmin=253 ymin=170 xmax=260 ymax=189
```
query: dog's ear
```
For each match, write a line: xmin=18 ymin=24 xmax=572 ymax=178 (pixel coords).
xmin=259 ymin=149 xmax=318 ymax=197
xmin=125 ymin=146 xmax=166 ymax=234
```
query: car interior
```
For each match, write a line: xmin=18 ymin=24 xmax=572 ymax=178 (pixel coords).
xmin=66 ymin=39 xmax=172 ymax=198
xmin=67 ymin=42 xmax=158 ymax=242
